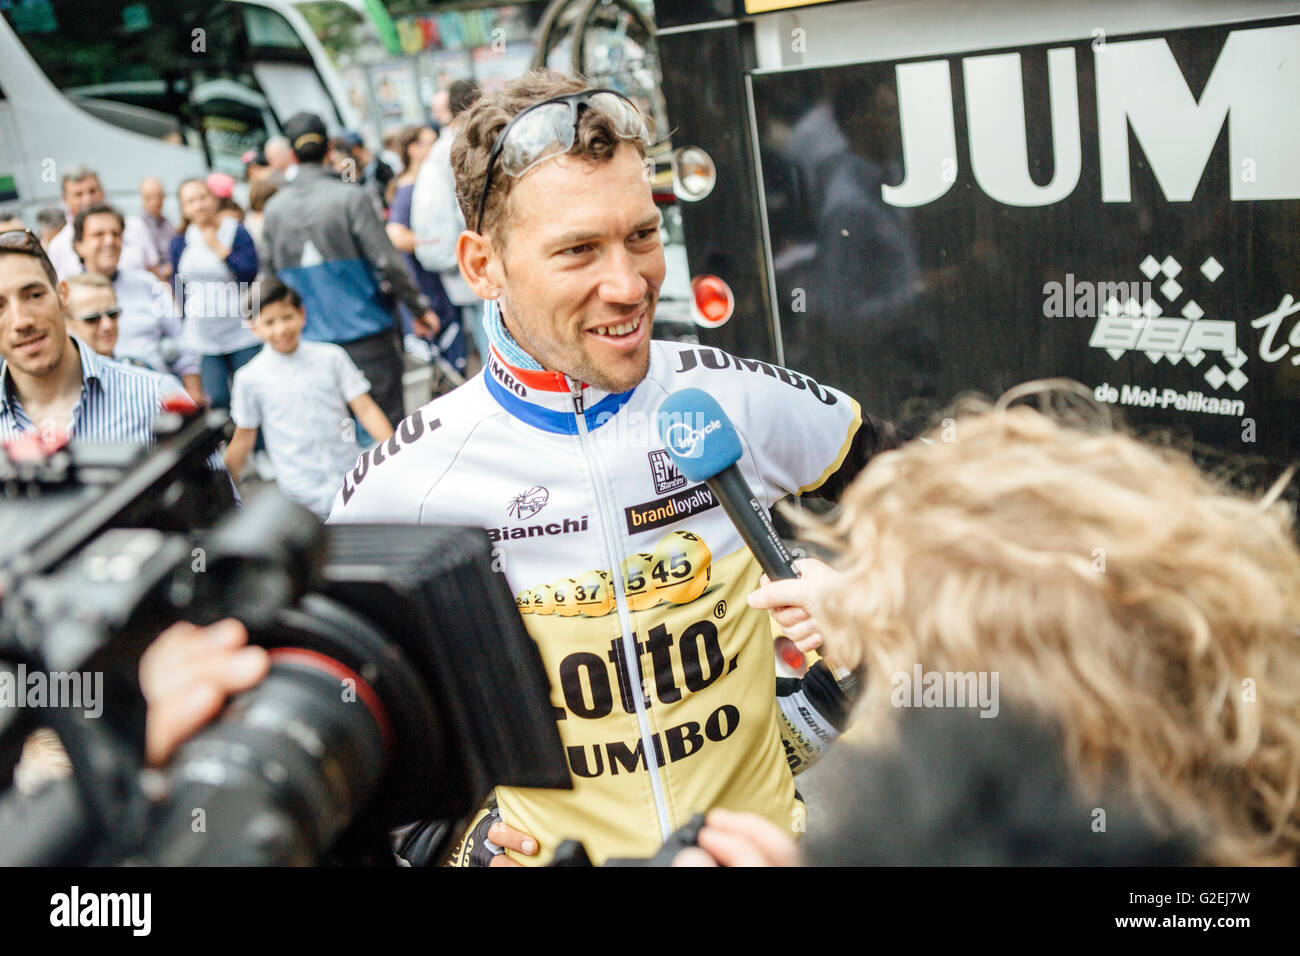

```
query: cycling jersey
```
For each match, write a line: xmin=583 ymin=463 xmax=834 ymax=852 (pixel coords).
xmin=328 ymin=338 xmax=897 ymax=865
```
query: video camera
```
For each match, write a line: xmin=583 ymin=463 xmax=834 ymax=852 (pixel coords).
xmin=0 ymin=408 xmax=569 ymax=865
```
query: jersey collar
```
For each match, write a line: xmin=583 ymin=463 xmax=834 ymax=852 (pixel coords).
xmin=483 ymin=345 xmax=634 ymax=435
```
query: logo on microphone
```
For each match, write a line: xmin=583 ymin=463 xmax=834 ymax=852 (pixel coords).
xmin=664 ymin=418 xmax=721 ymax=458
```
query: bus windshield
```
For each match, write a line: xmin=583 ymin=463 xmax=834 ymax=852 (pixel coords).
xmin=2 ymin=0 xmax=342 ymax=177
xmin=294 ymin=0 xmax=389 ymax=70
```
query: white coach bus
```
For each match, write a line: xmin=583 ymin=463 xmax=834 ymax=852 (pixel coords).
xmin=0 ymin=0 xmax=359 ymax=219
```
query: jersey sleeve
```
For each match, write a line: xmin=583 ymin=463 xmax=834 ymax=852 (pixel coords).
xmin=325 ymin=401 xmax=450 ymax=525
xmin=727 ymin=357 xmax=908 ymax=505
xmin=729 ymin=359 xmax=863 ymax=505
xmin=776 ymin=660 xmax=861 ymax=776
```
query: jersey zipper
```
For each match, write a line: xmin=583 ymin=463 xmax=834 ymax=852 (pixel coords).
xmin=568 ymin=376 xmax=673 ymax=842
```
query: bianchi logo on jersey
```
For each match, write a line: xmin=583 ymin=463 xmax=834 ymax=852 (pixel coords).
xmin=488 ymin=515 xmax=588 ymax=542
xmin=508 ymin=485 xmax=549 ymax=519
xmin=647 ymin=449 xmax=686 ymax=495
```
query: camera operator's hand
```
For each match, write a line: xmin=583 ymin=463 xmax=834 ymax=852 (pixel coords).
xmin=746 ymin=557 xmax=840 ymax=653
xmin=672 ymin=809 xmax=804 ymax=868
xmin=139 ymin=619 xmax=270 ymax=766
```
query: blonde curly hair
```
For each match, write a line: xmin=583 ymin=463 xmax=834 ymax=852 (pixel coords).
xmin=806 ymin=382 xmax=1300 ymax=865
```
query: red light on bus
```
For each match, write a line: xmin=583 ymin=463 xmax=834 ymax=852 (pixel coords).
xmin=690 ymin=274 xmax=735 ymax=328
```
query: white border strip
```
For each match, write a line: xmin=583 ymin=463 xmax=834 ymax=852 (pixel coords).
xmin=744 ymin=72 xmax=785 ymax=368
xmin=751 ymin=0 xmax=1300 ymax=73
xmin=657 ymin=18 xmax=741 ymax=37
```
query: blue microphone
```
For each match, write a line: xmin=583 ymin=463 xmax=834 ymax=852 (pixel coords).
xmin=657 ymin=389 xmax=798 ymax=581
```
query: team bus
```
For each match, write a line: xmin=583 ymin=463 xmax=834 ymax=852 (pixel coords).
xmin=0 ymin=0 xmax=359 ymax=218
xmin=652 ymin=0 xmax=1300 ymax=475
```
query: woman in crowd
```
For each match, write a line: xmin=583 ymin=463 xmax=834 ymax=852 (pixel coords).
xmin=694 ymin=384 xmax=1300 ymax=866
xmin=243 ymin=175 xmax=282 ymax=265
xmin=170 ymin=177 xmax=261 ymax=409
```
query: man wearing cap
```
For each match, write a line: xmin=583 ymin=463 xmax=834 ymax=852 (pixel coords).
xmin=333 ymin=130 xmax=395 ymax=214
xmin=261 ymin=112 xmax=439 ymax=428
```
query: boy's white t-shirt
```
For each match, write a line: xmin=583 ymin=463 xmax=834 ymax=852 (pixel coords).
xmin=230 ymin=340 xmax=372 ymax=517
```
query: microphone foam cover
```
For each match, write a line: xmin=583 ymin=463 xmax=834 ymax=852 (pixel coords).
xmin=657 ymin=388 xmax=743 ymax=482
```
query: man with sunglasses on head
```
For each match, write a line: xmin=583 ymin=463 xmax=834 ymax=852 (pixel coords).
xmin=0 ymin=229 xmax=200 ymax=446
xmin=329 ymin=70 xmax=906 ymax=867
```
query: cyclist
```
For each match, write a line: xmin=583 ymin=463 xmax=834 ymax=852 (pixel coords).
xmin=329 ymin=70 xmax=906 ymax=865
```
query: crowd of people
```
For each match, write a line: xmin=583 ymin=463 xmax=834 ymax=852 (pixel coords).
xmin=2 ymin=67 xmax=1298 ymax=872
xmin=0 ymin=77 xmax=485 ymax=514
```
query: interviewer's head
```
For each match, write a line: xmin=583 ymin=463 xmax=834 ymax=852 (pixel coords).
xmin=810 ymin=383 xmax=1300 ymax=865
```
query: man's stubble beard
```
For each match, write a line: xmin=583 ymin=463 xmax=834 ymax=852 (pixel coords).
xmin=19 ymin=323 xmax=69 ymax=379
xmin=502 ymin=294 xmax=656 ymax=395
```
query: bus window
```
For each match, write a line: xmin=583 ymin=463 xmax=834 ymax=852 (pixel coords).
xmin=243 ymin=3 xmax=312 ymax=51
xmin=294 ymin=0 xmax=389 ymax=70
xmin=2 ymin=0 xmax=339 ymax=175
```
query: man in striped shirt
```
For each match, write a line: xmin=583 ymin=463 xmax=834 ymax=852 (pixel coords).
xmin=0 ymin=229 xmax=191 ymax=445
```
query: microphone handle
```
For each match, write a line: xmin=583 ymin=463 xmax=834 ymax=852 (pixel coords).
xmin=707 ymin=467 xmax=799 ymax=581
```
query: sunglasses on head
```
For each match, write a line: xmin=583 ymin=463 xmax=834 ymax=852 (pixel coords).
xmin=474 ymin=89 xmax=653 ymax=234
xmin=73 ymin=307 xmax=121 ymax=325
xmin=0 ymin=228 xmax=61 ymax=289
xmin=0 ymin=228 xmax=44 ymax=254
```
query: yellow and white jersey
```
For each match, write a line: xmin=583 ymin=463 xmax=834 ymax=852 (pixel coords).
xmin=329 ymin=339 xmax=871 ymax=865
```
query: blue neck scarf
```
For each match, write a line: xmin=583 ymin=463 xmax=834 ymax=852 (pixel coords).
xmin=483 ymin=299 xmax=543 ymax=371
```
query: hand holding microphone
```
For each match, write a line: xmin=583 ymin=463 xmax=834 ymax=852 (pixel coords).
xmin=746 ymin=559 xmax=839 ymax=654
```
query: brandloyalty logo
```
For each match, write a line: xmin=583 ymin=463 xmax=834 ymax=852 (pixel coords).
xmin=648 ymin=449 xmax=686 ymax=495
xmin=508 ymin=486 xmax=549 ymax=520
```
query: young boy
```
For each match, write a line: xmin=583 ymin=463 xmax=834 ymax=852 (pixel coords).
xmin=225 ymin=278 xmax=394 ymax=518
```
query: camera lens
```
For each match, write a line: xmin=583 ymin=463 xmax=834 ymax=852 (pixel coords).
xmin=146 ymin=653 xmax=390 ymax=865
xmin=143 ymin=596 xmax=435 ymax=866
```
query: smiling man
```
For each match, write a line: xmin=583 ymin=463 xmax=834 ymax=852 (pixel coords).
xmin=0 ymin=229 xmax=194 ymax=445
xmin=73 ymin=204 xmax=203 ymax=405
xmin=62 ymin=272 xmax=121 ymax=359
xmin=328 ymin=70 xmax=906 ymax=866
xmin=45 ymin=166 xmax=161 ymax=280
